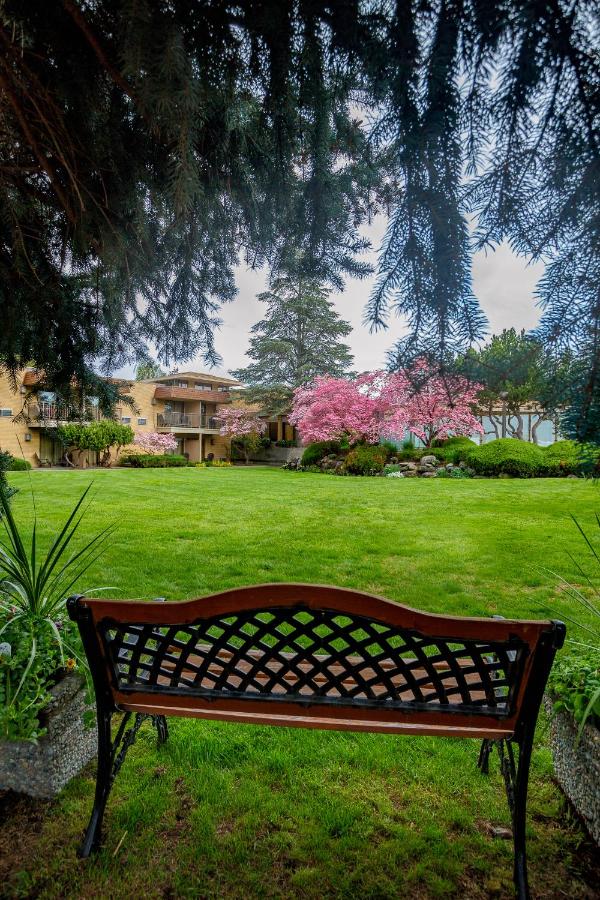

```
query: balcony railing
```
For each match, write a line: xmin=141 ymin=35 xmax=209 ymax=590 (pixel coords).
xmin=28 ymin=402 xmax=102 ymax=423
xmin=156 ymin=412 xmax=221 ymax=430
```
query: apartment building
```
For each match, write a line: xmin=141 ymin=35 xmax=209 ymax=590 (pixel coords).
xmin=0 ymin=368 xmax=240 ymax=467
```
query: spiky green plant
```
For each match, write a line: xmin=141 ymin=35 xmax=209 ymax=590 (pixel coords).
xmin=0 ymin=485 xmax=114 ymax=739
xmin=545 ymin=515 xmax=600 ymax=740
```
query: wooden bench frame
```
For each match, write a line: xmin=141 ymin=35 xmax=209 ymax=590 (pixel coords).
xmin=68 ymin=584 xmax=565 ymax=899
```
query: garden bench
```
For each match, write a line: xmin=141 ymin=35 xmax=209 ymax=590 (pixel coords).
xmin=68 ymin=585 xmax=565 ymax=899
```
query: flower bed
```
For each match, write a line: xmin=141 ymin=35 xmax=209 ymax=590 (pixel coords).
xmin=284 ymin=437 xmax=592 ymax=478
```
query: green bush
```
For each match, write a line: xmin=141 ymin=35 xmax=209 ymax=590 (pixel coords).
xmin=344 ymin=445 xmax=388 ymax=475
xmin=122 ymin=453 xmax=187 ymax=468
xmin=395 ymin=445 xmax=425 ymax=461
xmin=542 ymin=440 xmax=594 ymax=476
xmin=301 ymin=441 xmax=342 ymax=467
xmin=464 ymin=438 xmax=544 ymax=477
xmin=435 ymin=466 xmax=474 ymax=479
xmin=378 ymin=440 xmax=399 ymax=458
xmin=7 ymin=458 xmax=32 ymax=471
xmin=432 ymin=437 xmax=478 ymax=464
xmin=0 ymin=450 xmax=17 ymax=505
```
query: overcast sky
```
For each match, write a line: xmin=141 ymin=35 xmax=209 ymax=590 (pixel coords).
xmin=117 ymin=215 xmax=545 ymax=380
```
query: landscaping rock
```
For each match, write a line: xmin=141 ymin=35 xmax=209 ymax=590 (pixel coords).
xmin=421 ymin=454 xmax=438 ymax=466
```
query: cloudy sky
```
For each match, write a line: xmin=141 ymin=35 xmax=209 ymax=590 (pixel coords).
xmin=119 ymin=215 xmax=545 ymax=379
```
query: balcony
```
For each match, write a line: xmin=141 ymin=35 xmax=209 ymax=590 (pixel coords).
xmin=154 ymin=386 xmax=232 ymax=403
xmin=156 ymin=412 xmax=221 ymax=431
xmin=27 ymin=401 xmax=102 ymax=425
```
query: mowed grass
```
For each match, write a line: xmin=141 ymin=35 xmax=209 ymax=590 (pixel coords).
xmin=2 ymin=468 xmax=599 ymax=899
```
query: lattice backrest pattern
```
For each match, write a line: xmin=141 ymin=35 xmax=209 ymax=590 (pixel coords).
xmin=99 ymin=605 xmax=528 ymax=717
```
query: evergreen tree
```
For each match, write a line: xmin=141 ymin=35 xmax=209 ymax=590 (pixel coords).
xmin=135 ymin=360 xmax=165 ymax=381
xmin=460 ymin=330 xmax=574 ymax=442
xmin=0 ymin=2 xmax=598 ymax=434
xmin=231 ymin=276 xmax=354 ymax=393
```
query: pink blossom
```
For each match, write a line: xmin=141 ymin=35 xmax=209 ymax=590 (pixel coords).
xmin=218 ymin=407 xmax=266 ymax=438
xmin=290 ymin=363 xmax=482 ymax=448
xmin=133 ymin=431 xmax=179 ymax=454
xmin=289 ymin=374 xmax=390 ymax=445
xmin=387 ymin=360 xmax=483 ymax=447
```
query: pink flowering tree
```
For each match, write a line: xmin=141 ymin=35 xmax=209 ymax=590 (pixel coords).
xmin=218 ymin=407 xmax=266 ymax=464
xmin=290 ymin=374 xmax=393 ymax=445
xmin=386 ymin=361 xmax=483 ymax=447
xmin=134 ymin=431 xmax=178 ymax=454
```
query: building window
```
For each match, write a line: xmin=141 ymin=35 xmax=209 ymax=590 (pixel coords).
xmin=137 ymin=417 xmax=147 ymax=425
xmin=121 ymin=416 xmax=131 ymax=424
xmin=194 ymin=383 xmax=212 ymax=391
xmin=0 ymin=409 xmax=12 ymax=417
xmin=177 ymin=381 xmax=188 ymax=388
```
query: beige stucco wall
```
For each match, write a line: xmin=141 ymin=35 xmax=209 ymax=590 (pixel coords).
xmin=0 ymin=371 xmax=234 ymax=467
xmin=0 ymin=371 xmax=39 ymax=466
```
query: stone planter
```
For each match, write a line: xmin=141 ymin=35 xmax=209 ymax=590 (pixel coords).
xmin=545 ymin=696 xmax=600 ymax=846
xmin=0 ymin=673 xmax=97 ymax=798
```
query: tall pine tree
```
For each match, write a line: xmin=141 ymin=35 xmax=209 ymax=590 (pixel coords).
xmin=231 ymin=276 xmax=354 ymax=392
xmin=1 ymin=2 xmax=598 ymax=436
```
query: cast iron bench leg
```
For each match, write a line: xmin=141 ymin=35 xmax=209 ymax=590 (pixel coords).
xmin=477 ymin=734 xmax=533 ymax=900
xmin=79 ymin=708 xmax=113 ymax=859
xmin=79 ymin=711 xmax=169 ymax=858
xmin=512 ymin=724 xmax=534 ymax=900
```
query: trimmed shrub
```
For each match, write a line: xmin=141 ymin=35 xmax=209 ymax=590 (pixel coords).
xmin=464 ymin=438 xmax=544 ymax=477
xmin=7 ymin=457 xmax=32 ymax=471
xmin=542 ymin=440 xmax=595 ymax=476
xmin=121 ymin=453 xmax=187 ymax=468
xmin=344 ymin=445 xmax=388 ymax=475
xmin=432 ymin=436 xmax=478 ymax=464
xmin=301 ymin=440 xmax=342 ymax=467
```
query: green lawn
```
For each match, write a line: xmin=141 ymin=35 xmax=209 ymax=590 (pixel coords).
xmin=2 ymin=468 xmax=599 ymax=899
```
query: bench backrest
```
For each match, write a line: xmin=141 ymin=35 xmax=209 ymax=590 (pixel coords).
xmin=68 ymin=584 xmax=565 ymax=739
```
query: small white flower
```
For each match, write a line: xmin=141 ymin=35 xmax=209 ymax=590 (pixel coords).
xmin=0 ymin=641 xmax=12 ymax=660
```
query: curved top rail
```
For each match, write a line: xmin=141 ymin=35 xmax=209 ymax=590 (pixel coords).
xmin=68 ymin=582 xmax=562 ymax=648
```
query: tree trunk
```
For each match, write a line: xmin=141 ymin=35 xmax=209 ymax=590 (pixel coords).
xmin=487 ymin=412 xmax=500 ymax=439
xmin=530 ymin=414 xmax=543 ymax=445
xmin=507 ymin=413 xmax=524 ymax=440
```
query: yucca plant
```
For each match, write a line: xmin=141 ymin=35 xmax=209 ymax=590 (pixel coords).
xmin=545 ymin=515 xmax=600 ymax=741
xmin=0 ymin=484 xmax=115 ymax=741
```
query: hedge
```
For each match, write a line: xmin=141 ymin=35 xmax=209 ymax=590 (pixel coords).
xmin=464 ymin=438 xmax=545 ymax=477
xmin=7 ymin=457 xmax=32 ymax=471
xmin=121 ymin=453 xmax=188 ymax=468
xmin=431 ymin=437 xmax=478 ymax=464
xmin=542 ymin=440 xmax=599 ymax=476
